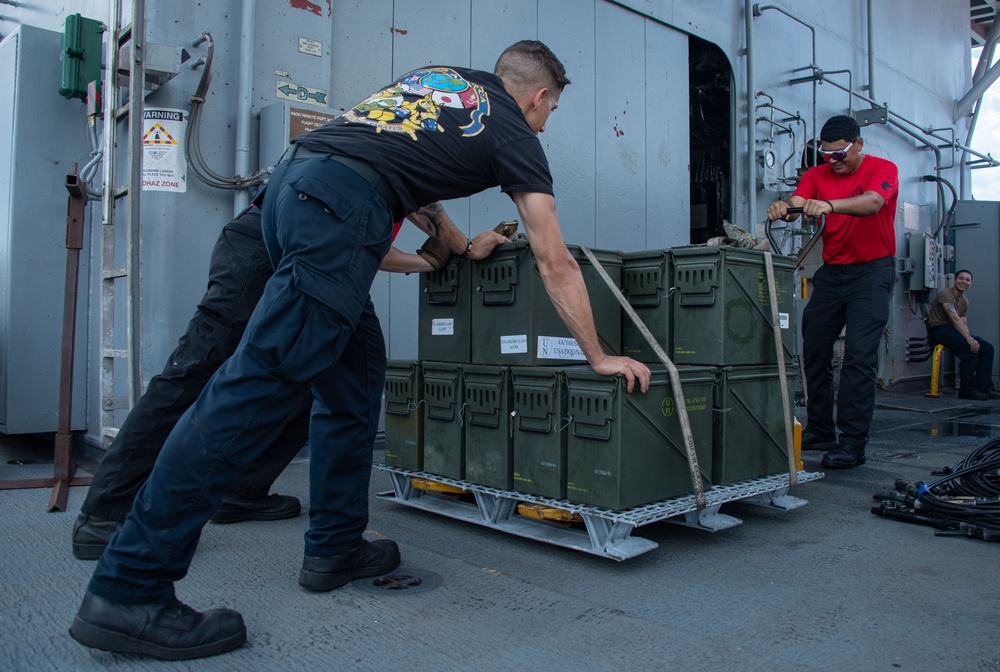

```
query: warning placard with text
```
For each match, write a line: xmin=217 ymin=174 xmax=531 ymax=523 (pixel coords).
xmin=142 ymin=108 xmax=187 ymax=193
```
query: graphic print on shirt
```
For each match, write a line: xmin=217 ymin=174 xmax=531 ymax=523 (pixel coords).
xmin=345 ymin=68 xmax=490 ymax=140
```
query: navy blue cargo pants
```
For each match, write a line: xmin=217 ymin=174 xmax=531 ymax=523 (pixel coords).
xmin=801 ymin=257 xmax=895 ymax=450
xmin=926 ymin=323 xmax=995 ymax=396
xmin=89 ymin=155 xmax=394 ymax=603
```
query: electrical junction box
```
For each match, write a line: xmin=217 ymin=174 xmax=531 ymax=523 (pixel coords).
xmin=1 ymin=26 xmax=90 ymax=433
xmin=905 ymin=233 xmax=939 ymax=291
xmin=924 ymin=237 xmax=940 ymax=289
xmin=59 ymin=14 xmax=103 ymax=101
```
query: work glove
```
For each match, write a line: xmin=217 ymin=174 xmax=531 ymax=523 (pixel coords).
xmin=416 ymin=236 xmax=453 ymax=270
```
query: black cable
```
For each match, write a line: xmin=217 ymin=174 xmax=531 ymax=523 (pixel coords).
xmin=921 ymin=174 xmax=958 ymax=239
xmin=872 ymin=436 xmax=1000 ymax=540
xmin=185 ymin=33 xmax=267 ymax=191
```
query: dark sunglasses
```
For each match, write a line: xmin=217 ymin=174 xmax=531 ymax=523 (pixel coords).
xmin=817 ymin=142 xmax=853 ymax=162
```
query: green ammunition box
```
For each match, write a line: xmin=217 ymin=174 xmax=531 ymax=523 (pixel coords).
xmin=471 ymin=241 xmax=622 ymax=366
xmin=565 ymin=366 xmax=714 ymax=510
xmin=463 ymin=365 xmax=514 ymax=489
xmin=511 ymin=366 xmax=574 ymax=499
xmin=671 ymin=246 xmax=797 ymax=366
xmin=418 ymin=257 xmax=473 ymax=363
xmin=383 ymin=360 xmax=423 ymax=471
xmin=422 ymin=362 xmax=465 ymax=480
xmin=622 ymin=249 xmax=673 ymax=364
xmin=713 ymin=365 xmax=796 ymax=484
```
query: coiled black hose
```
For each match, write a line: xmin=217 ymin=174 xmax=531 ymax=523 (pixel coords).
xmin=872 ymin=436 xmax=1000 ymax=539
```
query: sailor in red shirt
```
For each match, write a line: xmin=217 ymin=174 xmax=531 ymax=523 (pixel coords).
xmin=767 ymin=115 xmax=898 ymax=470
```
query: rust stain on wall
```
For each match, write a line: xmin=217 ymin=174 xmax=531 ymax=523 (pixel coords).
xmin=289 ymin=0 xmax=322 ymax=17
xmin=390 ymin=27 xmax=409 ymax=35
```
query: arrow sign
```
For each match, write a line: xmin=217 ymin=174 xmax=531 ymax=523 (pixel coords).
xmin=276 ymin=81 xmax=330 ymax=108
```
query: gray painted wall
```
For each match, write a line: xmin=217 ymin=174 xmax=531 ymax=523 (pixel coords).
xmin=0 ymin=0 xmax=983 ymax=441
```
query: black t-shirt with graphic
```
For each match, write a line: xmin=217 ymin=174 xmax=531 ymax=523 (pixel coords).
xmin=295 ymin=65 xmax=553 ymax=217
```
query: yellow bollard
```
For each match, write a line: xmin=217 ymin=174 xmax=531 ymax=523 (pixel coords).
xmin=793 ymin=417 xmax=803 ymax=471
xmin=925 ymin=344 xmax=945 ymax=398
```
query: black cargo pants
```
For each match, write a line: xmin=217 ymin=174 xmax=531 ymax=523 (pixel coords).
xmin=80 ymin=206 xmax=311 ymax=522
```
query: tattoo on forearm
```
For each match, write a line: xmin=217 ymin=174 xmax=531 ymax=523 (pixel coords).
xmin=417 ymin=202 xmax=445 ymax=237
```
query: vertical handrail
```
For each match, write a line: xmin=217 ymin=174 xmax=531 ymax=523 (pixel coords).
xmin=125 ymin=0 xmax=145 ymax=405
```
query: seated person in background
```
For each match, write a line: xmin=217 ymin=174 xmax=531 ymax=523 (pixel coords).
xmin=926 ymin=269 xmax=999 ymax=401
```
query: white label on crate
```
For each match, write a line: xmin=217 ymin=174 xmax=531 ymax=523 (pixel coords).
xmin=537 ymin=336 xmax=586 ymax=360
xmin=779 ymin=312 xmax=790 ymax=329
xmin=431 ymin=318 xmax=454 ymax=336
xmin=500 ymin=335 xmax=528 ymax=354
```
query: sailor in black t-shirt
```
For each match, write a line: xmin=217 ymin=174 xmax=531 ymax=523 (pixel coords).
xmin=73 ymin=40 xmax=652 ymax=661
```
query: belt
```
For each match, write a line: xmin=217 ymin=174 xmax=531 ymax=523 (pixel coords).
xmin=289 ymin=145 xmax=400 ymax=217
xmin=827 ymin=255 xmax=894 ymax=271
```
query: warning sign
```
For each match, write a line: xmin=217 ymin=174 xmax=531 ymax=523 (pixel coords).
xmin=142 ymin=108 xmax=187 ymax=193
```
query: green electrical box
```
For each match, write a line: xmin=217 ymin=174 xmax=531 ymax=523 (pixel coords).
xmin=471 ymin=241 xmax=622 ymax=366
xmin=418 ymin=257 xmax=473 ymax=363
xmin=622 ymin=249 xmax=673 ymax=364
xmin=383 ymin=360 xmax=424 ymax=471
xmin=422 ymin=362 xmax=465 ymax=480
xmin=671 ymin=246 xmax=797 ymax=366
xmin=712 ymin=365 xmax=795 ymax=484
xmin=565 ymin=366 xmax=715 ymax=510
xmin=463 ymin=365 xmax=514 ymax=489
xmin=59 ymin=14 xmax=103 ymax=101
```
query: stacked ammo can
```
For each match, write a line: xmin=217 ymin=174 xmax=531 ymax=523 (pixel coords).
xmin=385 ymin=241 xmax=792 ymax=510
xmin=622 ymin=245 xmax=798 ymax=486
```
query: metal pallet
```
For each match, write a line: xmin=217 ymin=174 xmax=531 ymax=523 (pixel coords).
xmin=375 ymin=465 xmax=823 ymax=561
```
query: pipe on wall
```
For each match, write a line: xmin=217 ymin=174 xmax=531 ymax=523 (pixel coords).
xmin=961 ymin=18 xmax=1000 ymax=198
xmin=867 ymin=0 xmax=876 ymax=105
xmin=753 ymin=4 xmax=818 ymax=200
xmin=233 ymin=0 xmax=255 ymax=214
xmin=954 ymin=60 xmax=1000 ymax=123
xmin=745 ymin=0 xmax=756 ymax=229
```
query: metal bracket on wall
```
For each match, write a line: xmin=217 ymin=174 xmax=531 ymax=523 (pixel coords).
xmin=854 ymin=105 xmax=889 ymax=127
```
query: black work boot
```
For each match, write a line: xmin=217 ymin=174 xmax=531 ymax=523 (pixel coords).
xmin=69 ymin=592 xmax=246 ymax=661
xmin=299 ymin=538 xmax=401 ymax=592
xmin=801 ymin=431 xmax=838 ymax=452
xmin=821 ymin=444 xmax=866 ymax=469
xmin=209 ymin=493 xmax=301 ymax=524
xmin=72 ymin=514 xmax=122 ymax=560
xmin=959 ymin=390 xmax=989 ymax=401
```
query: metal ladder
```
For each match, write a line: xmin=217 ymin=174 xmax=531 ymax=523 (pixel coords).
xmin=98 ymin=0 xmax=146 ymax=443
